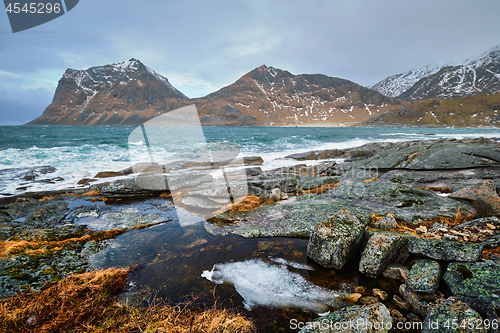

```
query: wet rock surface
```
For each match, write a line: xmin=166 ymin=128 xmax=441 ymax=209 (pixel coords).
xmin=299 ymin=302 xmax=392 ymax=333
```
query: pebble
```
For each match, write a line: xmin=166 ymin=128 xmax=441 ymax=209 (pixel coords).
xmin=372 ymin=288 xmax=388 ymax=301
xmin=359 ymin=296 xmax=379 ymax=305
xmin=354 ymin=286 xmax=366 ymax=294
xmin=393 ymin=294 xmax=411 ymax=311
xmin=416 ymin=226 xmax=427 ymax=234
xmin=345 ymin=293 xmax=362 ymax=303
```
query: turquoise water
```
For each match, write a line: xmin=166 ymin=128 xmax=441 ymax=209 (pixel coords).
xmin=0 ymin=125 xmax=499 ymax=195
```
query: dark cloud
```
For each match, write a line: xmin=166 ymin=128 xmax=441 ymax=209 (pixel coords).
xmin=1 ymin=0 xmax=500 ymax=125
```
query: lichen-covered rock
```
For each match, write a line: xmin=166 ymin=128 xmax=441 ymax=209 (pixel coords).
xmin=421 ymin=297 xmax=487 ymax=333
xmin=408 ymin=238 xmax=483 ymax=262
xmin=321 ymin=182 xmax=476 ymax=225
xmin=407 ymin=260 xmax=441 ymax=293
xmin=443 ymin=261 xmax=500 ymax=314
xmin=307 ymin=209 xmax=365 ymax=269
xmin=298 ymin=303 xmax=392 ymax=333
xmin=370 ymin=214 xmax=397 ymax=230
xmin=359 ymin=233 xmax=411 ymax=277
xmin=474 ymin=195 xmax=500 ymax=218
xmin=399 ymin=284 xmax=433 ymax=318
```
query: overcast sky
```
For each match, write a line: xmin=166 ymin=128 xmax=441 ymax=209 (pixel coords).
xmin=0 ymin=0 xmax=499 ymax=125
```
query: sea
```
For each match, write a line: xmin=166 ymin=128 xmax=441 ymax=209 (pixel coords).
xmin=1 ymin=125 xmax=500 ymax=196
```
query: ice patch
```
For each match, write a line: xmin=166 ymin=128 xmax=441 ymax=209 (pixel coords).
xmin=201 ymin=258 xmax=345 ymax=313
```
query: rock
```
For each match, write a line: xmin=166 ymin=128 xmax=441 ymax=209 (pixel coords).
xmin=286 ymin=151 xmax=320 ymax=161
xmin=443 ymin=261 xmax=500 ymax=314
xmin=360 ymin=296 xmax=379 ymax=305
xmin=94 ymin=171 xmax=125 ymax=178
xmin=77 ymin=178 xmax=97 ymax=185
xmin=299 ymin=303 xmax=392 ymax=333
xmin=300 ymin=176 xmax=339 ymax=191
xmin=407 ymin=260 xmax=441 ymax=293
xmin=486 ymin=301 xmax=500 ymax=333
xmin=121 ymin=162 xmax=163 ymax=175
xmin=383 ymin=264 xmax=409 ymax=281
xmin=379 ymin=168 xmax=500 ymax=193
xmin=449 ymin=180 xmax=499 ymax=201
xmin=455 ymin=216 xmax=500 ymax=229
xmin=307 ymin=209 xmax=365 ymax=269
xmin=280 ymin=192 xmax=289 ymax=200
xmin=421 ymin=297 xmax=487 ymax=333
xmin=182 ymin=196 xmax=224 ymax=210
xmin=90 ymin=177 xmax=165 ymax=198
xmin=318 ymin=149 xmax=344 ymax=159
xmin=372 ymin=288 xmax=388 ymax=301
xmin=393 ymin=294 xmax=411 ymax=311
xmin=390 ymin=309 xmax=406 ymax=325
xmin=245 ymin=167 xmax=262 ymax=177
xmin=408 ymin=238 xmax=484 ymax=262
xmin=322 ymin=182 xmax=476 ymax=225
xmin=243 ymin=156 xmax=264 ymax=165
xmin=345 ymin=293 xmax=362 ymax=303
xmin=474 ymin=195 xmax=500 ymax=218
xmin=270 ymin=188 xmax=282 ymax=202
xmin=370 ymin=214 xmax=397 ymax=230
xmin=359 ymin=233 xmax=411 ymax=277
xmin=415 ymin=225 xmax=427 ymax=234
xmin=399 ymin=284 xmax=432 ymax=318
xmin=355 ymin=286 xmax=366 ymax=294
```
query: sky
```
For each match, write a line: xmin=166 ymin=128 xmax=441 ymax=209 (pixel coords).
xmin=0 ymin=0 xmax=500 ymax=125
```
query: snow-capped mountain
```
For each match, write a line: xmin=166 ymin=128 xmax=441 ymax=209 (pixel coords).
xmin=28 ymin=62 xmax=401 ymax=126
xmin=28 ymin=59 xmax=188 ymax=125
xmin=192 ymin=65 xmax=400 ymax=126
xmin=371 ymin=63 xmax=441 ymax=98
xmin=373 ymin=45 xmax=500 ymax=101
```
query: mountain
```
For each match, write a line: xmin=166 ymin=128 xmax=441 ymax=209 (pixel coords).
xmin=372 ymin=45 xmax=500 ymax=101
xmin=360 ymin=92 xmax=500 ymax=127
xmin=371 ymin=63 xmax=441 ymax=98
xmin=27 ymin=59 xmax=188 ymax=126
xmin=193 ymin=65 xmax=401 ymax=126
xmin=27 ymin=62 xmax=402 ymax=126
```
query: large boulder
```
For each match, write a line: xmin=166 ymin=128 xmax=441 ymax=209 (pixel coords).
xmin=443 ymin=261 xmax=500 ymax=315
xmin=406 ymin=260 xmax=441 ymax=293
xmin=359 ymin=233 xmax=411 ymax=277
xmin=422 ymin=297 xmax=487 ymax=333
xmin=399 ymin=284 xmax=433 ymax=318
xmin=449 ymin=180 xmax=499 ymax=201
xmin=409 ymin=238 xmax=483 ymax=262
xmin=307 ymin=209 xmax=365 ymax=269
xmin=321 ymin=182 xmax=476 ymax=225
xmin=298 ymin=303 xmax=392 ymax=333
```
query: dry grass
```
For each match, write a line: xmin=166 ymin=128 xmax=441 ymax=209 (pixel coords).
xmin=300 ymin=182 xmax=341 ymax=195
xmin=482 ymin=246 xmax=500 ymax=260
xmin=0 ymin=268 xmax=254 ymax=333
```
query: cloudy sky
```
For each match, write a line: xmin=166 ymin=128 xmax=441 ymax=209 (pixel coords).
xmin=0 ymin=0 xmax=499 ymax=125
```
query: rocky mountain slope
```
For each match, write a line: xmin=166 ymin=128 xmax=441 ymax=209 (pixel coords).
xmin=373 ymin=45 xmax=500 ymax=101
xmin=192 ymin=65 xmax=400 ymax=126
xmin=27 ymin=61 xmax=401 ymax=126
xmin=361 ymin=92 xmax=500 ymax=127
xmin=27 ymin=59 xmax=189 ymax=126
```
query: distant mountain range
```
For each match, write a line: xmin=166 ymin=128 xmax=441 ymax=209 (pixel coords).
xmin=27 ymin=44 xmax=500 ymax=127
xmin=371 ymin=45 xmax=500 ymax=101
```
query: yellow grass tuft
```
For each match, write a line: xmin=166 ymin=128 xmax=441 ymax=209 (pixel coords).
xmin=0 ymin=268 xmax=254 ymax=333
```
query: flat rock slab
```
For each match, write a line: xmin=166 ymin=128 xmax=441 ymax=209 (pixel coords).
xmin=409 ymin=238 xmax=483 ymax=262
xmin=449 ymin=180 xmax=499 ymax=201
xmin=322 ymin=182 xmax=476 ymax=224
xmin=299 ymin=303 xmax=392 ymax=333
xmin=422 ymin=297 xmax=486 ymax=333
xmin=378 ymin=168 xmax=500 ymax=193
xmin=443 ymin=261 xmax=500 ymax=314
xmin=407 ymin=259 xmax=441 ymax=293
xmin=307 ymin=209 xmax=365 ymax=270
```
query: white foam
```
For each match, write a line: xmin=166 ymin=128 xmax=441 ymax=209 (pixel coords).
xmin=201 ymin=259 xmax=345 ymax=313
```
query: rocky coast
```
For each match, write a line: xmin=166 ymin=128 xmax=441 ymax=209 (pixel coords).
xmin=1 ymin=137 xmax=500 ymax=332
